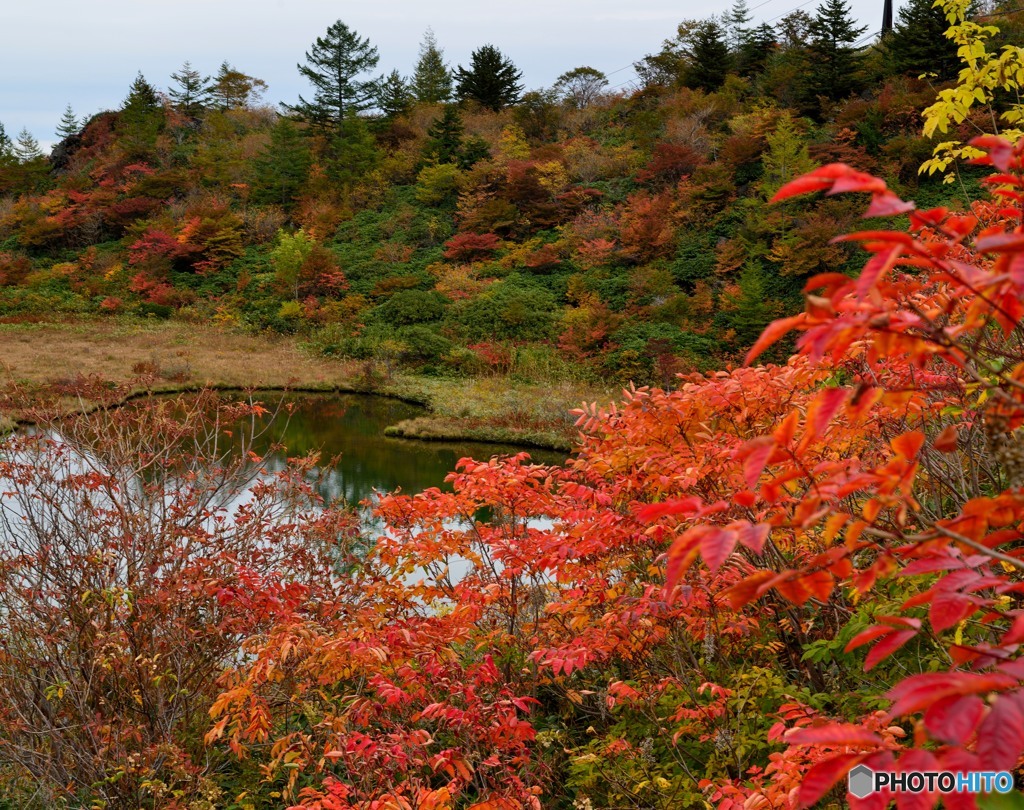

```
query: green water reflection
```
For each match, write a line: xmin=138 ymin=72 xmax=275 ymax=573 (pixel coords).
xmin=243 ymin=393 xmax=568 ymax=505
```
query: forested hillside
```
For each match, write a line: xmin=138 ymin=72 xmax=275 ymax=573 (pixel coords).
xmin=0 ymin=0 xmax=1010 ymax=384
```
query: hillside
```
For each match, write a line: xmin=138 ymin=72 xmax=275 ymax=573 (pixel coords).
xmin=1 ymin=0 xmax=1011 ymax=389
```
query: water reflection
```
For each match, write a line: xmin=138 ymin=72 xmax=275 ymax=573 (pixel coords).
xmin=236 ymin=393 xmax=568 ymax=505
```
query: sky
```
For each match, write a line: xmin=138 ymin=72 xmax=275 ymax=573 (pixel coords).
xmin=1 ymin=0 xmax=887 ymax=149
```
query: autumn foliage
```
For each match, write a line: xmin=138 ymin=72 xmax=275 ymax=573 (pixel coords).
xmin=198 ymin=136 xmax=1024 ymax=808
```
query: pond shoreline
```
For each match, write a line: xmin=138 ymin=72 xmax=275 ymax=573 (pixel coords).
xmin=0 ymin=320 xmax=586 ymax=451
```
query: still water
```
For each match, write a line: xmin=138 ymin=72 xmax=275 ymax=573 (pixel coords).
xmin=236 ymin=393 xmax=568 ymax=505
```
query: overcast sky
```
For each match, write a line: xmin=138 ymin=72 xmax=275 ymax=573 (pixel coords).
xmin=1 ymin=0 xmax=886 ymax=148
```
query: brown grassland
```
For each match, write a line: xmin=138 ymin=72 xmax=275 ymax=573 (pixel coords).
xmin=0 ymin=319 xmax=592 ymax=448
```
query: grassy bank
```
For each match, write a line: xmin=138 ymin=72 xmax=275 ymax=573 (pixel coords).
xmin=0 ymin=318 xmax=603 ymax=449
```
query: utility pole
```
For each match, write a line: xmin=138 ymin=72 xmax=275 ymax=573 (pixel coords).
xmin=882 ymin=0 xmax=893 ymax=33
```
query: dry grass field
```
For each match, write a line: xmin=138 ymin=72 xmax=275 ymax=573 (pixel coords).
xmin=0 ymin=319 xmax=596 ymax=448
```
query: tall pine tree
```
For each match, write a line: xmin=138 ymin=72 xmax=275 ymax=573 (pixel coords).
xmin=455 ymin=45 xmax=523 ymax=110
xmin=685 ymin=20 xmax=733 ymax=92
xmin=412 ymin=29 xmax=452 ymax=103
xmin=290 ymin=20 xmax=379 ymax=126
xmin=883 ymin=0 xmax=959 ymax=80
xmin=169 ymin=62 xmax=212 ymax=118
xmin=801 ymin=0 xmax=868 ymax=111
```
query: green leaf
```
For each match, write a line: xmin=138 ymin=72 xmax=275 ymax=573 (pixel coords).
xmin=978 ymin=791 xmax=1024 ymax=810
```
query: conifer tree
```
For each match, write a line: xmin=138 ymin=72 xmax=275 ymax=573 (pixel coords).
xmin=802 ymin=0 xmax=868 ymax=107
xmin=55 ymin=104 xmax=79 ymax=140
xmin=0 ymin=122 xmax=12 ymax=160
xmin=738 ymin=23 xmax=776 ymax=76
xmin=424 ymin=104 xmax=464 ymax=164
xmin=412 ymin=29 xmax=453 ymax=103
xmin=725 ymin=0 xmax=753 ymax=50
xmin=211 ymin=62 xmax=268 ymax=110
xmin=14 ymin=128 xmax=42 ymax=162
xmin=455 ymin=44 xmax=523 ymax=110
xmin=119 ymin=73 xmax=164 ymax=157
xmin=252 ymin=118 xmax=311 ymax=208
xmin=685 ymin=20 xmax=733 ymax=92
xmin=290 ymin=20 xmax=379 ymax=126
xmin=169 ymin=62 xmax=212 ymax=118
xmin=377 ymin=70 xmax=413 ymax=118
xmin=883 ymin=0 xmax=959 ymax=80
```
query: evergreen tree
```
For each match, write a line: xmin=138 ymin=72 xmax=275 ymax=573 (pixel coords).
xmin=802 ymin=0 xmax=868 ymax=107
xmin=377 ymin=70 xmax=413 ymax=118
xmin=455 ymin=44 xmax=523 ymax=110
xmin=725 ymin=0 xmax=753 ymax=50
xmin=685 ymin=20 xmax=733 ymax=92
xmin=738 ymin=23 xmax=776 ymax=76
xmin=424 ymin=104 xmax=465 ymax=164
xmin=883 ymin=0 xmax=960 ymax=80
xmin=290 ymin=20 xmax=379 ymax=126
xmin=55 ymin=104 xmax=80 ymax=140
xmin=119 ymin=73 xmax=164 ymax=155
xmin=412 ymin=28 xmax=453 ymax=103
xmin=252 ymin=118 xmax=311 ymax=208
xmin=0 ymin=122 xmax=12 ymax=160
xmin=13 ymin=128 xmax=42 ymax=162
xmin=169 ymin=61 xmax=212 ymax=117
xmin=211 ymin=62 xmax=268 ymax=110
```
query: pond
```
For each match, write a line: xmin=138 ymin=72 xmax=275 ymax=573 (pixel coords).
xmin=224 ymin=392 xmax=569 ymax=505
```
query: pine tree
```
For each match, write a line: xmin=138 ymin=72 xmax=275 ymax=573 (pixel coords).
xmin=169 ymin=61 xmax=212 ymax=118
xmin=455 ymin=45 xmax=523 ymax=110
xmin=412 ymin=28 xmax=452 ymax=103
xmin=685 ymin=20 xmax=733 ymax=92
xmin=738 ymin=23 xmax=776 ymax=76
xmin=14 ymin=128 xmax=42 ymax=162
xmin=0 ymin=122 xmax=12 ymax=160
xmin=119 ymin=73 xmax=164 ymax=157
xmin=725 ymin=0 xmax=753 ymax=50
xmin=424 ymin=104 xmax=465 ymax=164
xmin=252 ymin=118 xmax=311 ymax=208
xmin=802 ymin=0 xmax=868 ymax=107
xmin=211 ymin=62 xmax=268 ymax=110
xmin=290 ymin=20 xmax=379 ymax=126
xmin=883 ymin=0 xmax=959 ymax=80
xmin=377 ymin=70 xmax=413 ymax=118
xmin=55 ymin=104 xmax=80 ymax=140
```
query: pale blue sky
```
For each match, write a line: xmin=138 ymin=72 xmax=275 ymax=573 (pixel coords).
xmin=1 ymin=0 xmax=885 ymax=148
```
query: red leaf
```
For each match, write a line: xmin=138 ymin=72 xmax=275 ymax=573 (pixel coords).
xmin=976 ymin=231 xmax=1024 ymax=253
xmin=864 ymin=629 xmax=917 ymax=671
xmin=742 ymin=438 xmax=775 ymax=489
xmin=736 ymin=522 xmax=769 ymax=555
xmin=933 ymin=425 xmax=959 ymax=453
xmin=722 ymin=570 xmax=777 ymax=609
xmin=745 ymin=314 xmax=806 ymax=364
xmin=636 ymin=497 xmax=703 ymax=522
xmin=810 ymin=387 xmax=848 ymax=438
xmin=863 ymin=191 xmax=915 ymax=218
xmin=845 ymin=624 xmax=897 ymax=653
xmin=700 ymin=527 xmax=737 ymax=573
xmin=891 ymin=430 xmax=925 ymax=460
xmin=785 ymin=724 xmax=883 ymax=747
xmin=930 ymin=591 xmax=978 ymax=633
xmin=976 ymin=691 xmax=1024 ymax=771
xmin=797 ymin=754 xmax=865 ymax=809
xmin=771 ymin=174 xmax=836 ymax=202
xmin=857 ymin=243 xmax=903 ymax=299
xmin=924 ymin=694 xmax=985 ymax=745
xmin=888 ymin=672 xmax=1018 ymax=717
